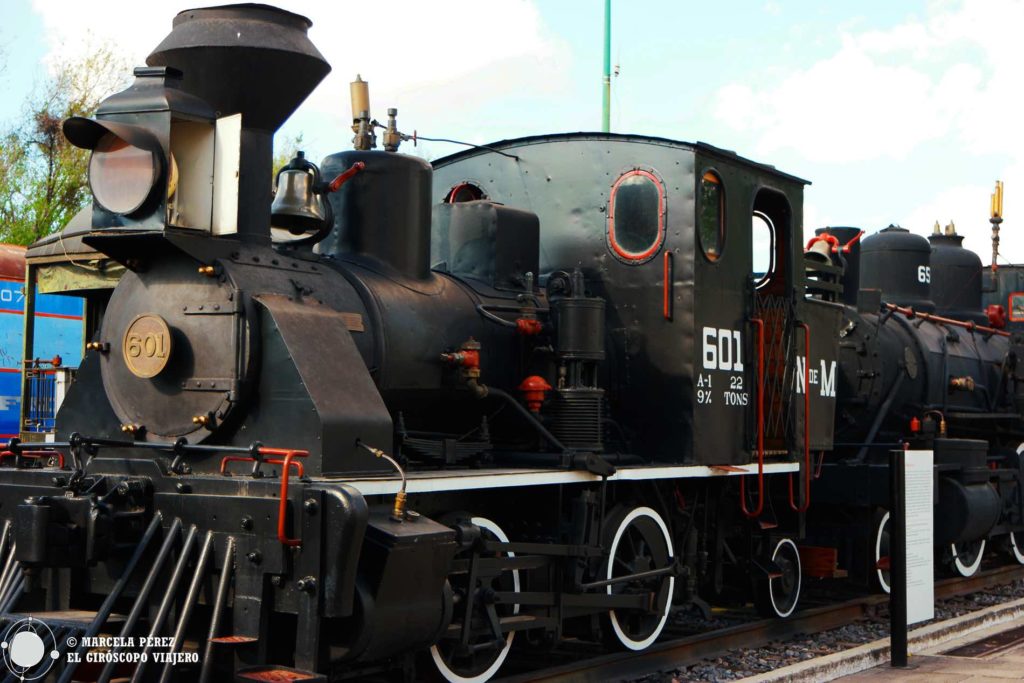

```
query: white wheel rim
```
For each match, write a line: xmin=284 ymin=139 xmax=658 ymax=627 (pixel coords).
xmin=1015 ymin=442 xmax=1024 ymax=565
xmin=1011 ymin=532 xmax=1024 ymax=565
xmin=951 ymin=539 xmax=985 ymax=577
xmin=607 ymin=506 xmax=675 ymax=651
xmin=768 ymin=538 xmax=802 ymax=618
xmin=876 ymin=512 xmax=891 ymax=594
xmin=430 ymin=516 xmax=520 ymax=683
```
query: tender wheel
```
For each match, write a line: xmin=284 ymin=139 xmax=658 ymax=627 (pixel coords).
xmin=429 ymin=516 xmax=519 ymax=683
xmin=755 ymin=538 xmax=802 ymax=618
xmin=874 ymin=510 xmax=891 ymax=594
xmin=949 ymin=539 xmax=986 ymax=577
xmin=602 ymin=505 xmax=675 ymax=651
xmin=1008 ymin=532 xmax=1024 ymax=565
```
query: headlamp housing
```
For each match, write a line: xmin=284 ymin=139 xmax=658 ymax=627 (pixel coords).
xmin=88 ymin=133 xmax=161 ymax=215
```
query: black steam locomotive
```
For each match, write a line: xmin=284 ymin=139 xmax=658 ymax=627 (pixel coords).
xmin=811 ymin=224 xmax=1024 ymax=588
xmin=0 ymin=4 xmax=1021 ymax=682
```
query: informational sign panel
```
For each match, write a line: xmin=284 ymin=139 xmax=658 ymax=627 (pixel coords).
xmin=904 ymin=450 xmax=934 ymax=625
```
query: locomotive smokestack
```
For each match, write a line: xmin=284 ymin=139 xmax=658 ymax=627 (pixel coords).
xmin=147 ymin=4 xmax=330 ymax=243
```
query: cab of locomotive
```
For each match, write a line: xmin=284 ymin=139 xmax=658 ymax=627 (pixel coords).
xmin=432 ymin=136 xmax=842 ymax=468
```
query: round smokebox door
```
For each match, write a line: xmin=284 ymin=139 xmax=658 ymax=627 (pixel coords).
xmin=99 ymin=257 xmax=252 ymax=441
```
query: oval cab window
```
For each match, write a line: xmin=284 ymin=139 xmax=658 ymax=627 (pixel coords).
xmin=607 ymin=169 xmax=665 ymax=263
xmin=698 ymin=171 xmax=725 ymax=262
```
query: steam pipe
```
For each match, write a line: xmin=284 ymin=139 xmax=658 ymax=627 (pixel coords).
xmin=477 ymin=385 xmax=569 ymax=454
xmin=357 ymin=442 xmax=407 ymax=521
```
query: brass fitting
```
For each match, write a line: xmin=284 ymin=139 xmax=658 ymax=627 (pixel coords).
xmin=382 ymin=108 xmax=403 ymax=152
xmin=85 ymin=341 xmax=109 ymax=352
xmin=924 ymin=410 xmax=947 ymax=438
xmin=391 ymin=490 xmax=408 ymax=522
xmin=192 ymin=415 xmax=210 ymax=426
xmin=197 ymin=265 xmax=216 ymax=277
xmin=949 ymin=376 xmax=976 ymax=392
xmin=357 ymin=441 xmax=408 ymax=522
xmin=120 ymin=423 xmax=142 ymax=435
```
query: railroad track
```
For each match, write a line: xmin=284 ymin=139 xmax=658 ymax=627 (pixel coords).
xmin=496 ymin=564 xmax=1024 ymax=683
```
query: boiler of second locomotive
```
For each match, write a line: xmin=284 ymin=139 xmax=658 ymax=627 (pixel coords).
xmin=835 ymin=226 xmax=1013 ymax=442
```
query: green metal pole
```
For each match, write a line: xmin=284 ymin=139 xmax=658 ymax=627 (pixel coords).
xmin=602 ymin=0 xmax=611 ymax=132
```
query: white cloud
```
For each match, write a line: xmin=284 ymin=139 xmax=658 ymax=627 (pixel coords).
xmin=31 ymin=1 xmax=569 ymax=136
xmin=901 ymin=163 xmax=1024 ymax=262
xmin=712 ymin=0 xmax=1024 ymax=164
xmin=715 ymin=0 xmax=1024 ymax=262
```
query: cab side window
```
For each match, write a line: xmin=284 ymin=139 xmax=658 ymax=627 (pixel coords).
xmin=698 ymin=171 xmax=725 ymax=262
xmin=607 ymin=169 xmax=665 ymax=263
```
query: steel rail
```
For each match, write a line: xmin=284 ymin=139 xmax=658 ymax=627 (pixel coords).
xmin=498 ymin=564 xmax=1024 ymax=682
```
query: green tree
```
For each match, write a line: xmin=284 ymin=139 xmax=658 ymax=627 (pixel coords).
xmin=0 ymin=44 xmax=128 ymax=245
xmin=272 ymin=132 xmax=306 ymax=178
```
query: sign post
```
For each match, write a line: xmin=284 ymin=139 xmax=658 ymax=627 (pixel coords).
xmin=889 ymin=448 xmax=935 ymax=668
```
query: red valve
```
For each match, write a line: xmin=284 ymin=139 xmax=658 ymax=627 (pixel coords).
xmin=909 ymin=416 xmax=921 ymax=433
xmin=516 ymin=318 xmax=543 ymax=336
xmin=518 ymin=375 xmax=551 ymax=413
xmin=986 ymin=304 xmax=1007 ymax=329
xmin=840 ymin=230 xmax=864 ymax=253
xmin=441 ymin=348 xmax=479 ymax=369
xmin=327 ymin=161 xmax=366 ymax=193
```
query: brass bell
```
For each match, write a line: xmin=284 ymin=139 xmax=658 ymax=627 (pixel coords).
xmin=805 ymin=235 xmax=834 ymax=264
xmin=271 ymin=151 xmax=329 ymax=241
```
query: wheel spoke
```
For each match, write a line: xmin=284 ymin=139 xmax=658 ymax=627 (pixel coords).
xmin=605 ymin=507 xmax=675 ymax=651
xmin=431 ymin=515 xmax=518 ymax=683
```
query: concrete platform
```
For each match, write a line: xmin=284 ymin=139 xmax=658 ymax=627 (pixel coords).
xmin=836 ymin=616 xmax=1024 ymax=682
xmin=741 ymin=596 xmax=1024 ymax=682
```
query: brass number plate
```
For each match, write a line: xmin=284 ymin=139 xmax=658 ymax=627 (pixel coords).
xmin=123 ymin=314 xmax=173 ymax=378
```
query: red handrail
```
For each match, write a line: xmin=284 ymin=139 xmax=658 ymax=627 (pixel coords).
xmin=740 ymin=318 xmax=766 ymax=518
xmin=219 ymin=455 xmax=305 ymax=478
xmin=663 ymin=251 xmax=673 ymax=320
xmin=218 ymin=447 xmax=309 ymax=546
xmin=886 ymin=303 xmax=1010 ymax=337
xmin=789 ymin=322 xmax=811 ymax=513
xmin=263 ymin=447 xmax=309 ymax=547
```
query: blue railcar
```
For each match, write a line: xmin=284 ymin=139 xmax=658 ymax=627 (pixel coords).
xmin=0 ymin=245 xmax=84 ymax=439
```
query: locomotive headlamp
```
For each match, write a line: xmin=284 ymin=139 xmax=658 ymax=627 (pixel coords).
xmin=89 ymin=133 xmax=160 ymax=215
xmin=64 ymin=117 xmax=165 ymax=216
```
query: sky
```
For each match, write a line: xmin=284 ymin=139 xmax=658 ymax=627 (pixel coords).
xmin=1 ymin=0 xmax=1021 ymax=260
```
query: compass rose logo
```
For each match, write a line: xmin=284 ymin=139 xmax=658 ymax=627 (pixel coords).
xmin=1 ymin=617 xmax=60 ymax=680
